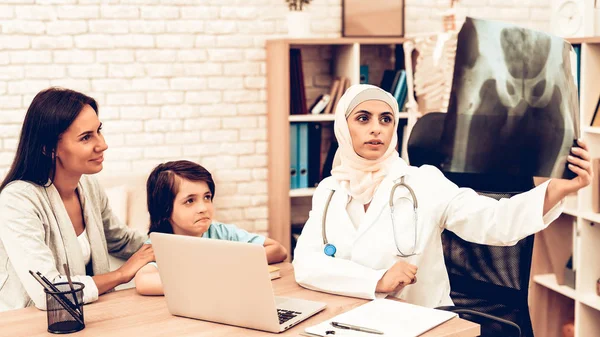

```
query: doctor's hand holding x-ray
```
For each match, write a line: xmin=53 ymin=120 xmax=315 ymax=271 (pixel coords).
xmin=292 ymin=84 xmax=592 ymax=308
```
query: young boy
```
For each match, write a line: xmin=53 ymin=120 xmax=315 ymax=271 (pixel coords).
xmin=134 ymin=160 xmax=287 ymax=295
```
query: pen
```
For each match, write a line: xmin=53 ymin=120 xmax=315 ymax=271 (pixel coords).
xmin=28 ymin=270 xmax=84 ymax=325
xmin=63 ymin=263 xmax=81 ymax=315
xmin=36 ymin=271 xmax=82 ymax=315
xmin=331 ymin=321 xmax=384 ymax=335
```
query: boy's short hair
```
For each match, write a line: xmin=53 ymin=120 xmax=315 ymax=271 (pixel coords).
xmin=146 ymin=160 xmax=215 ymax=235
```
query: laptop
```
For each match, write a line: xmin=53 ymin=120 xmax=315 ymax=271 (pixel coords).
xmin=150 ymin=232 xmax=327 ymax=333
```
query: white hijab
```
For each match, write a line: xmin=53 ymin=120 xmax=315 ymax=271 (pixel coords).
xmin=331 ymin=84 xmax=401 ymax=204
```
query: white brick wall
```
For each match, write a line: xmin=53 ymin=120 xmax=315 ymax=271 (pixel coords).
xmin=0 ymin=0 xmax=551 ymax=235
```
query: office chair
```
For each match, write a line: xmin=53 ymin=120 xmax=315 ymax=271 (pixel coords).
xmin=407 ymin=113 xmax=535 ymax=337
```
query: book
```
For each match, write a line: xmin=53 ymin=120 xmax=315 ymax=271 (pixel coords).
xmin=324 ymin=79 xmax=340 ymax=114
xmin=309 ymin=94 xmax=331 ymax=114
xmin=304 ymin=299 xmax=457 ymax=337
xmin=593 ymin=158 xmax=600 ymax=213
xmin=268 ymin=265 xmax=281 ymax=280
xmin=591 ymin=94 xmax=600 ymax=127
xmin=330 ymin=77 xmax=347 ymax=115
xmin=290 ymin=49 xmax=308 ymax=115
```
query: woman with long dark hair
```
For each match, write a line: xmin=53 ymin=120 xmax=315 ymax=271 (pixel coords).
xmin=0 ymin=87 xmax=154 ymax=311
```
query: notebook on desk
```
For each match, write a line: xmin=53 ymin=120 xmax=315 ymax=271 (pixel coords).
xmin=304 ymin=299 xmax=457 ymax=337
xmin=269 ymin=265 xmax=281 ymax=280
xmin=150 ymin=233 xmax=326 ymax=333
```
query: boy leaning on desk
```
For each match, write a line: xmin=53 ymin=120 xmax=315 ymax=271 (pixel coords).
xmin=134 ymin=160 xmax=287 ymax=295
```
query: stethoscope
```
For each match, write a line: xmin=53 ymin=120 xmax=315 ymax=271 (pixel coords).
xmin=321 ymin=176 xmax=419 ymax=258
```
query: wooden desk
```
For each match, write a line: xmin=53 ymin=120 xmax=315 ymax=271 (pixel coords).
xmin=0 ymin=263 xmax=479 ymax=336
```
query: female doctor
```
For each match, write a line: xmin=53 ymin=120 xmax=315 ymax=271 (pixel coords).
xmin=292 ymin=84 xmax=592 ymax=308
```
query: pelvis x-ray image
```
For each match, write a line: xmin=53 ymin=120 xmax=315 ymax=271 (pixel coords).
xmin=441 ymin=17 xmax=579 ymax=178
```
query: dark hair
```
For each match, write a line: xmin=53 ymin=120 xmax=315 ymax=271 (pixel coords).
xmin=0 ymin=87 xmax=98 ymax=192
xmin=146 ymin=160 xmax=215 ymax=235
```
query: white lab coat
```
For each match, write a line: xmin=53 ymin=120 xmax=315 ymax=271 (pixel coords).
xmin=293 ymin=159 xmax=563 ymax=308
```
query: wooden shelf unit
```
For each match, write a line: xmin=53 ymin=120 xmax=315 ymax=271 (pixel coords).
xmin=529 ymin=38 xmax=600 ymax=337
xmin=267 ymin=38 xmax=415 ymax=257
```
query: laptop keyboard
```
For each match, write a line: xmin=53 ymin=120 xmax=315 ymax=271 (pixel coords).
xmin=278 ymin=309 xmax=302 ymax=324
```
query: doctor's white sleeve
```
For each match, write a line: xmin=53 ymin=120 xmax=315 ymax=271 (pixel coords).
xmin=430 ymin=167 xmax=563 ymax=246
xmin=292 ymin=186 xmax=388 ymax=300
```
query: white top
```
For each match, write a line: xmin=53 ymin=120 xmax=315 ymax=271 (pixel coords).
xmin=77 ymin=228 xmax=91 ymax=266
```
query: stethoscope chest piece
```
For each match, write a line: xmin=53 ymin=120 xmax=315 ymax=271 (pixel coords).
xmin=324 ymin=243 xmax=336 ymax=257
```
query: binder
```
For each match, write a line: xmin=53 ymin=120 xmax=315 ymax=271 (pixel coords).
xmin=392 ymin=70 xmax=406 ymax=104
xmin=380 ymin=69 xmax=397 ymax=93
xmin=388 ymin=70 xmax=402 ymax=96
xmin=307 ymin=123 xmax=322 ymax=187
xmin=290 ymin=123 xmax=299 ymax=189
xmin=574 ymin=44 xmax=581 ymax=98
xmin=298 ymin=123 xmax=309 ymax=188
xmin=397 ymin=70 xmax=408 ymax=111
xmin=360 ymin=65 xmax=369 ymax=84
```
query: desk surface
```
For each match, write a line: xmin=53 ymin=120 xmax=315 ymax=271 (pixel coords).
xmin=1 ymin=263 xmax=479 ymax=337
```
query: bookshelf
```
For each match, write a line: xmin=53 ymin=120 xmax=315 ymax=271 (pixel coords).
xmin=529 ymin=37 xmax=600 ymax=337
xmin=266 ymin=38 xmax=411 ymax=258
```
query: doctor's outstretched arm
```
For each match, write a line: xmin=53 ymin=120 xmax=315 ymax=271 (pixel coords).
xmin=433 ymin=140 xmax=592 ymax=246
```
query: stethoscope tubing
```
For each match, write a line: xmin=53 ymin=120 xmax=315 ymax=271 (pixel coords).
xmin=321 ymin=176 xmax=419 ymax=258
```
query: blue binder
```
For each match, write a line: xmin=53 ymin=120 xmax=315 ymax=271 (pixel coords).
xmin=298 ymin=123 xmax=309 ymax=188
xmin=290 ymin=123 xmax=299 ymax=189
xmin=393 ymin=70 xmax=407 ymax=108
xmin=398 ymin=72 xmax=408 ymax=111
xmin=573 ymin=44 xmax=581 ymax=98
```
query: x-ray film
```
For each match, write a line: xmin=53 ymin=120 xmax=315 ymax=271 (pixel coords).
xmin=441 ymin=17 xmax=579 ymax=179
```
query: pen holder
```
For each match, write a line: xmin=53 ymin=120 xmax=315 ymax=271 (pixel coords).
xmin=44 ymin=282 xmax=85 ymax=334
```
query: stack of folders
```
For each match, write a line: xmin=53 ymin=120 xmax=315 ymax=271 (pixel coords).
xmin=303 ymin=299 xmax=457 ymax=337
xmin=380 ymin=69 xmax=409 ymax=111
xmin=290 ymin=123 xmax=322 ymax=189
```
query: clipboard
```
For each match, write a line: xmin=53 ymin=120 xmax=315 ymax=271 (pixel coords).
xmin=304 ymin=299 xmax=457 ymax=337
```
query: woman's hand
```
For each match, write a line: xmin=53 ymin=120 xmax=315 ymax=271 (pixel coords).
xmin=544 ymin=140 xmax=593 ymax=214
xmin=564 ymin=139 xmax=593 ymax=193
xmin=117 ymin=244 xmax=155 ymax=283
xmin=376 ymin=260 xmax=418 ymax=293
